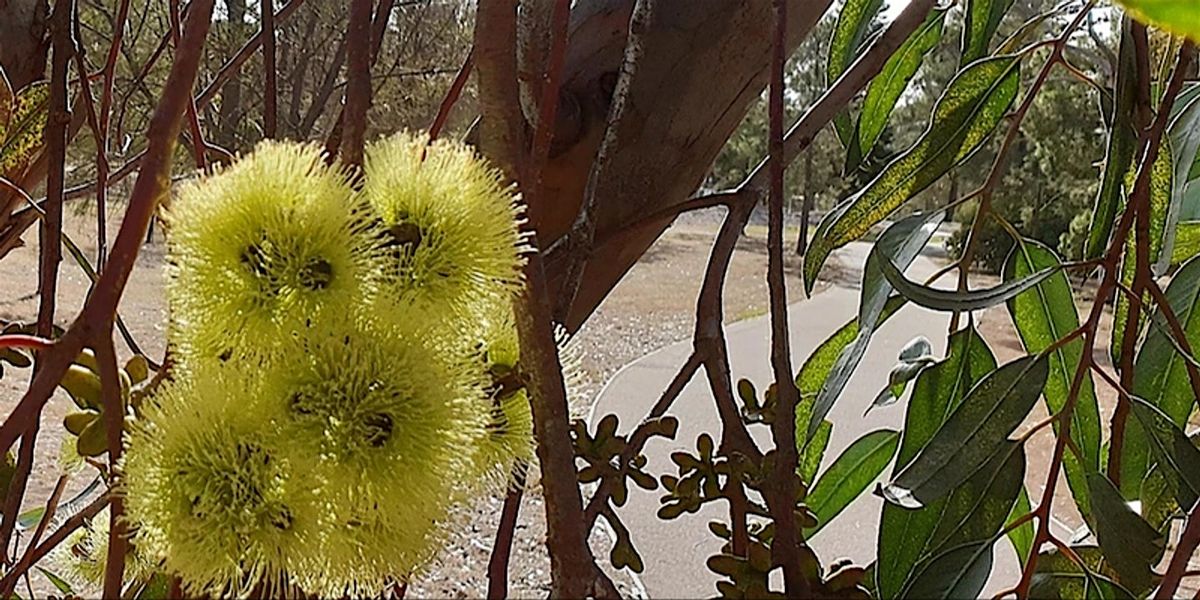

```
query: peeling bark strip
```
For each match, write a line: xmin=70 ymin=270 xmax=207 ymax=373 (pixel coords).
xmin=538 ymin=0 xmax=832 ymax=331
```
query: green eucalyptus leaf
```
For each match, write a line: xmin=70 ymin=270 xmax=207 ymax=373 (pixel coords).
xmin=900 ymin=539 xmax=993 ymax=600
xmin=804 ymin=429 xmax=899 ymax=539
xmin=1125 ymin=254 xmax=1200 ymax=496
xmin=876 ymin=326 xmax=996 ymax=600
xmin=1004 ymin=239 xmax=1099 ymax=520
xmin=36 ymin=568 xmax=73 ymax=596
xmin=827 ymin=0 xmax=885 ymax=146
xmin=1007 ymin=486 xmax=1034 ymax=567
xmin=877 ymin=244 xmax=1058 ymax=312
xmin=808 ymin=211 xmax=942 ymax=440
xmin=1116 ymin=0 xmax=1200 ymax=41
xmin=962 ymin=0 xmax=1016 ymax=64
xmin=1087 ymin=472 xmax=1164 ymax=592
xmin=850 ymin=8 xmax=947 ymax=171
xmin=1128 ymin=396 xmax=1200 ymax=511
xmin=1029 ymin=547 xmax=1136 ymax=600
xmin=1086 ymin=17 xmax=1143 ymax=260
xmin=804 ymin=56 xmax=1020 ymax=291
xmin=881 ymin=355 xmax=1048 ymax=509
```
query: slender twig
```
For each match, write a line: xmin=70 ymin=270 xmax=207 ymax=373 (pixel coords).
xmin=1013 ymin=41 xmax=1194 ymax=600
xmin=763 ymin=0 xmax=805 ymax=593
xmin=0 ymin=335 xmax=54 ymax=352
xmin=168 ymin=0 xmax=207 ymax=170
xmin=1 ymin=0 xmax=75 ymax=564
xmin=194 ymin=0 xmax=306 ymax=108
xmin=1108 ymin=43 xmax=1193 ymax=487
xmin=262 ymin=0 xmax=277 ymax=138
xmin=339 ymin=0 xmax=375 ymax=169
xmin=0 ymin=475 xmax=67 ymax=599
xmin=0 ymin=0 xmax=216 ymax=467
xmin=94 ymin=0 xmax=132 ymax=266
xmin=96 ymin=331 xmax=127 ymax=596
xmin=952 ymin=1 xmax=1096 ymax=331
xmin=426 ymin=50 xmax=473 ymax=141
xmin=1144 ymin=278 xmax=1200 ymax=401
xmin=486 ymin=464 xmax=527 ymax=600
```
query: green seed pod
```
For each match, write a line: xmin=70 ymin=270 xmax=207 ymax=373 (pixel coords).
xmin=361 ymin=132 xmax=526 ymax=323
xmin=258 ymin=319 xmax=488 ymax=595
xmin=59 ymin=364 xmax=103 ymax=411
xmin=164 ymin=141 xmax=375 ymax=366
xmin=122 ymin=365 xmax=325 ymax=596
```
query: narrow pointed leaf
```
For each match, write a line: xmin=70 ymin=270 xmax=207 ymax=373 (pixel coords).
xmin=1157 ymin=86 xmax=1200 ymax=274
xmin=804 ymin=56 xmax=1020 ymax=291
xmin=877 ymin=326 xmax=996 ymax=600
xmin=1125 ymin=254 xmax=1200 ymax=496
xmin=808 ymin=212 xmax=942 ymax=439
xmin=1128 ymin=396 xmax=1200 ymax=511
xmin=805 ymin=429 xmax=899 ymax=539
xmin=852 ymin=9 xmax=947 ymax=170
xmin=901 ymin=539 xmax=994 ymax=600
xmin=0 ymin=81 xmax=48 ymax=176
xmin=1087 ymin=473 xmax=1164 ymax=592
xmin=1030 ymin=547 xmax=1137 ymax=600
xmin=1004 ymin=240 xmax=1099 ymax=520
xmin=827 ymin=0 xmax=885 ymax=146
xmin=1087 ymin=17 xmax=1142 ymax=259
xmin=962 ymin=0 xmax=1016 ymax=64
xmin=878 ymin=245 xmax=1057 ymax=312
xmin=881 ymin=354 xmax=1048 ymax=509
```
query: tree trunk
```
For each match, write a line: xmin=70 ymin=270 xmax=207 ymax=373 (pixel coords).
xmin=525 ymin=0 xmax=832 ymax=331
xmin=0 ymin=0 xmax=50 ymax=90
xmin=216 ymin=0 xmax=247 ymax=148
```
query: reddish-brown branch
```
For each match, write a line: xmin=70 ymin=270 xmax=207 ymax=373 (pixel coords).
xmin=262 ymin=0 xmax=278 ymax=139
xmin=195 ymin=0 xmax=307 ymax=109
xmin=1014 ymin=41 xmax=1193 ymax=599
xmin=0 ymin=335 xmax=54 ymax=352
xmin=168 ymin=0 xmax=207 ymax=170
xmin=97 ymin=331 xmax=127 ymax=597
xmin=339 ymin=0 xmax=375 ymax=169
xmin=764 ymin=0 xmax=805 ymax=593
xmin=1160 ymin=505 xmax=1200 ymax=600
xmin=486 ymin=465 xmax=527 ymax=600
xmin=0 ymin=0 xmax=216 ymax=465
xmin=0 ymin=475 xmax=66 ymax=599
xmin=1 ymin=0 xmax=75 ymax=564
xmin=426 ymin=51 xmax=473 ymax=142
xmin=1108 ymin=42 xmax=1193 ymax=488
xmin=93 ymin=0 xmax=131 ymax=265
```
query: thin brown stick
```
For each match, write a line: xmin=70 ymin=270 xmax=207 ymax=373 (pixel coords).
xmin=1108 ymin=42 xmax=1193 ymax=488
xmin=0 ymin=0 xmax=75 ymax=564
xmin=94 ymin=0 xmax=132 ymax=266
xmin=0 ymin=0 xmax=216 ymax=465
xmin=262 ymin=0 xmax=278 ymax=138
xmin=764 ymin=0 xmax=805 ymax=593
xmin=1144 ymin=279 xmax=1200 ymax=401
xmin=339 ymin=0 xmax=375 ymax=169
xmin=427 ymin=51 xmax=473 ymax=141
xmin=0 ymin=475 xmax=67 ymax=599
xmin=195 ymin=0 xmax=307 ymax=109
xmin=96 ymin=331 xmax=127 ymax=597
xmin=1013 ymin=40 xmax=1193 ymax=600
xmin=168 ymin=0 xmax=207 ymax=170
xmin=486 ymin=465 xmax=527 ymax=600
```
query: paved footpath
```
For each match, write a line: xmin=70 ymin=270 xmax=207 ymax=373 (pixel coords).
xmin=588 ymin=242 xmax=1024 ymax=598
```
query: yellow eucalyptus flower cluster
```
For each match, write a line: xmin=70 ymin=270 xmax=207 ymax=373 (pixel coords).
xmin=121 ymin=134 xmax=535 ymax=596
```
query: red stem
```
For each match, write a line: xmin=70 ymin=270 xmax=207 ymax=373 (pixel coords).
xmin=0 ymin=335 xmax=53 ymax=352
xmin=427 ymin=51 xmax=473 ymax=142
